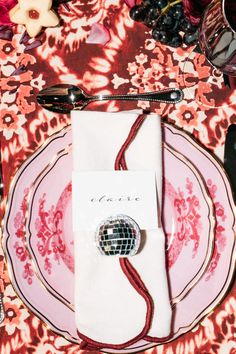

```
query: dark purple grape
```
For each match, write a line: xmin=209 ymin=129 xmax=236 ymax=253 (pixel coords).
xmin=183 ymin=30 xmax=198 ymax=46
xmin=168 ymin=33 xmax=183 ymax=47
xmin=153 ymin=18 xmax=166 ymax=31
xmin=144 ymin=17 xmax=159 ymax=28
xmin=180 ymin=18 xmax=197 ymax=33
xmin=143 ymin=0 xmax=160 ymax=8
xmin=159 ymin=30 xmax=171 ymax=44
xmin=162 ymin=14 xmax=174 ymax=29
xmin=152 ymin=28 xmax=170 ymax=43
xmin=174 ymin=4 xmax=184 ymax=12
xmin=169 ymin=4 xmax=184 ymax=20
xmin=146 ymin=6 xmax=160 ymax=20
xmin=155 ymin=0 xmax=168 ymax=9
xmin=143 ymin=6 xmax=161 ymax=28
xmin=152 ymin=28 xmax=162 ymax=41
xmin=129 ymin=5 xmax=148 ymax=22
xmin=169 ymin=19 xmax=180 ymax=32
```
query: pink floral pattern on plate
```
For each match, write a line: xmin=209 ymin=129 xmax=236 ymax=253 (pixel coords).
xmin=13 ymin=188 xmax=34 ymax=285
xmin=35 ymin=182 xmax=74 ymax=274
xmin=163 ymin=144 xmax=214 ymax=302
xmin=204 ymin=179 xmax=227 ymax=280
xmin=26 ymin=147 xmax=74 ymax=306
xmin=164 ymin=124 xmax=235 ymax=342
xmin=3 ymin=127 xmax=78 ymax=340
xmin=35 ymin=193 xmax=65 ymax=275
xmin=165 ymin=177 xmax=201 ymax=269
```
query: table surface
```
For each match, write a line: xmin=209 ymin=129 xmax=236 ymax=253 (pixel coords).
xmin=0 ymin=1 xmax=236 ymax=353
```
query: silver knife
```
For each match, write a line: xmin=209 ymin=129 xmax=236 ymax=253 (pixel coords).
xmin=224 ymin=123 xmax=236 ymax=204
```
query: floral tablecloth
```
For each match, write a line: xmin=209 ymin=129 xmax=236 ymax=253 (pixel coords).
xmin=0 ymin=1 xmax=235 ymax=353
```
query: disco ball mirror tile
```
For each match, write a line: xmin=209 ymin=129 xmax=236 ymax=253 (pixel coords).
xmin=95 ymin=215 xmax=141 ymax=256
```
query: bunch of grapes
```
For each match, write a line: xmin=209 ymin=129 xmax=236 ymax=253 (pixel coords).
xmin=129 ymin=0 xmax=198 ymax=48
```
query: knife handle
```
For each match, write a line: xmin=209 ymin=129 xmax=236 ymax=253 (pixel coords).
xmin=224 ymin=123 xmax=236 ymax=204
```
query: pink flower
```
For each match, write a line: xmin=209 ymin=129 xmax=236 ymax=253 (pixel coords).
xmin=182 ymin=0 xmax=212 ymax=26
xmin=0 ymin=0 xmax=17 ymax=26
xmin=86 ymin=22 xmax=110 ymax=45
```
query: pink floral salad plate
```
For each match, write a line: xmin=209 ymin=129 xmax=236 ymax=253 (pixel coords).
xmin=2 ymin=123 xmax=236 ymax=352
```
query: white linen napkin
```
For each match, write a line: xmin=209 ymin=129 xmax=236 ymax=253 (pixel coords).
xmin=72 ymin=110 xmax=172 ymax=348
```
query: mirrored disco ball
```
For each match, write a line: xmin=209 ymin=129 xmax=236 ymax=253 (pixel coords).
xmin=95 ymin=215 xmax=141 ymax=256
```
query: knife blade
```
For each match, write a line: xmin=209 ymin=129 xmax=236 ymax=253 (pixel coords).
xmin=224 ymin=123 xmax=236 ymax=204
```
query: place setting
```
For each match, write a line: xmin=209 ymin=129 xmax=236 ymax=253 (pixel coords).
xmin=2 ymin=107 xmax=236 ymax=351
xmin=0 ymin=0 xmax=236 ymax=353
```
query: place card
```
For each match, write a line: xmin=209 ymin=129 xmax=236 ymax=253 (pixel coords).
xmin=72 ymin=171 xmax=158 ymax=231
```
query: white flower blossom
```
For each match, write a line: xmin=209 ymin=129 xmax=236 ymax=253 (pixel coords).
xmin=10 ymin=0 xmax=59 ymax=37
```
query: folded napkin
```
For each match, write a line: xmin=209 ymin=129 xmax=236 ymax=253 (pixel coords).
xmin=72 ymin=110 xmax=172 ymax=349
